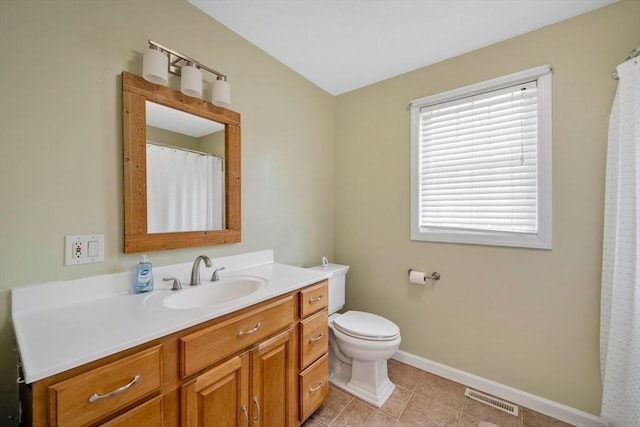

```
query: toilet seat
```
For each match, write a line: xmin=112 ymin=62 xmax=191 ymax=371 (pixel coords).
xmin=332 ymin=311 xmax=400 ymax=341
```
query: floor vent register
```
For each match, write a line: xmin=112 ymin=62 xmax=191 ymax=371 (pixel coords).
xmin=464 ymin=387 xmax=519 ymax=416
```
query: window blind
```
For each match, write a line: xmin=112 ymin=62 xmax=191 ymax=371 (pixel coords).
xmin=417 ymin=81 xmax=538 ymax=234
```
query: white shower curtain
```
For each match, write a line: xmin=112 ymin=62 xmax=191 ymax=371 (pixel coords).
xmin=146 ymin=144 xmax=224 ymax=233
xmin=600 ymin=57 xmax=640 ymax=427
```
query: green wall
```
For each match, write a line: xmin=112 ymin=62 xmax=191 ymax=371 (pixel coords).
xmin=334 ymin=0 xmax=639 ymax=415
xmin=0 ymin=0 xmax=335 ymax=420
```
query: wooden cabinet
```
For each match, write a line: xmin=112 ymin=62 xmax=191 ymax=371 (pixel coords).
xmin=300 ymin=310 xmax=328 ymax=369
xmin=299 ymin=282 xmax=329 ymax=318
xmin=250 ymin=328 xmax=296 ymax=427
xmin=179 ymin=297 xmax=294 ymax=378
xmin=100 ymin=396 xmax=164 ymax=427
xmin=297 ymin=282 xmax=329 ymax=423
xmin=25 ymin=280 xmax=328 ymax=426
xmin=182 ymin=328 xmax=295 ymax=427
xmin=47 ymin=345 xmax=163 ymax=427
xmin=299 ymin=355 xmax=329 ymax=421
xmin=182 ymin=353 xmax=249 ymax=427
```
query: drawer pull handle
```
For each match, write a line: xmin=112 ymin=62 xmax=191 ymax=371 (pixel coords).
xmin=237 ymin=323 xmax=262 ymax=337
xmin=242 ymin=403 xmax=249 ymax=427
xmin=308 ymin=295 xmax=323 ymax=304
xmin=252 ymin=396 xmax=260 ymax=424
xmin=309 ymin=333 xmax=323 ymax=343
xmin=87 ymin=374 xmax=141 ymax=403
xmin=309 ymin=380 xmax=324 ymax=392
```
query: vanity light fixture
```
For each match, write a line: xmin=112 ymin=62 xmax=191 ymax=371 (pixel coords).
xmin=180 ymin=62 xmax=203 ymax=98
xmin=211 ymin=76 xmax=231 ymax=108
xmin=142 ymin=40 xmax=231 ymax=107
xmin=142 ymin=45 xmax=169 ymax=85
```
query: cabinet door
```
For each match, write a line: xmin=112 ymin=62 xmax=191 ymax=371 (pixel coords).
xmin=182 ymin=353 xmax=249 ymax=427
xmin=250 ymin=328 xmax=295 ymax=427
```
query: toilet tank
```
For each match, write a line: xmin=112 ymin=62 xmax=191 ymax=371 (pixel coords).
xmin=309 ymin=263 xmax=349 ymax=315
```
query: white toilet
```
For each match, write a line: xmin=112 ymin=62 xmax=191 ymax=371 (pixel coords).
xmin=310 ymin=262 xmax=401 ymax=407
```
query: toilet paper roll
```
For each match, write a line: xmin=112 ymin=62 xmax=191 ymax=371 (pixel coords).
xmin=409 ymin=270 xmax=427 ymax=285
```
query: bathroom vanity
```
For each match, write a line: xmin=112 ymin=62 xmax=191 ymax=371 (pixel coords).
xmin=13 ymin=251 xmax=330 ymax=426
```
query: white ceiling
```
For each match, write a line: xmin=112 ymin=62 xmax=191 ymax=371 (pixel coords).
xmin=190 ymin=0 xmax=619 ymax=95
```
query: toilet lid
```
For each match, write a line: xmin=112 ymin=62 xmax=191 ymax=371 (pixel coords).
xmin=333 ymin=311 xmax=400 ymax=341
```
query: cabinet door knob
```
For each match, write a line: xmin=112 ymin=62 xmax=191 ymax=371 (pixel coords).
xmin=237 ymin=323 xmax=262 ymax=337
xmin=308 ymin=295 xmax=323 ymax=304
xmin=87 ymin=374 xmax=141 ymax=403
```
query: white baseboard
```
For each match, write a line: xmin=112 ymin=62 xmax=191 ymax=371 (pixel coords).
xmin=392 ymin=350 xmax=609 ymax=427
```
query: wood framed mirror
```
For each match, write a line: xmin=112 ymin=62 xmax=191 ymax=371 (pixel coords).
xmin=122 ymin=71 xmax=240 ymax=253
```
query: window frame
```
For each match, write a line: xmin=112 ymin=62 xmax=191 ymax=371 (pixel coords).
xmin=410 ymin=65 xmax=552 ymax=249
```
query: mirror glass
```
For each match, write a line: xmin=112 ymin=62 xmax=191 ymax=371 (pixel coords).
xmin=145 ymin=101 xmax=225 ymax=233
xmin=122 ymin=71 xmax=241 ymax=253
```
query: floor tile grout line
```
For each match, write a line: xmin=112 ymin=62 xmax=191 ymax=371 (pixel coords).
xmin=457 ymin=396 xmax=470 ymax=427
xmin=412 ymin=369 xmax=425 ymax=392
xmin=394 ymin=388 xmax=414 ymax=423
xmin=352 ymin=393 xmax=401 ymax=423
xmin=327 ymin=394 xmax=354 ymax=426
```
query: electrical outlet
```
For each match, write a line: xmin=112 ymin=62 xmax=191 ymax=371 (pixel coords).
xmin=72 ymin=241 xmax=84 ymax=259
xmin=65 ymin=235 xmax=104 ymax=266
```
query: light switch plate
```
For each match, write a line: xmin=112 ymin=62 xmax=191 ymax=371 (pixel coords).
xmin=65 ymin=235 xmax=104 ymax=266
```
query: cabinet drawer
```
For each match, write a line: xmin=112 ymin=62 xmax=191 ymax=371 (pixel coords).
xmin=181 ymin=296 xmax=294 ymax=377
xmin=300 ymin=310 xmax=328 ymax=369
xmin=100 ymin=395 xmax=163 ymax=426
xmin=300 ymin=281 xmax=328 ymax=317
xmin=49 ymin=345 xmax=163 ymax=427
xmin=299 ymin=354 xmax=329 ymax=422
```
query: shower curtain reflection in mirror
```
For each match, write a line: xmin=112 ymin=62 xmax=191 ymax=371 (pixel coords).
xmin=146 ymin=143 xmax=225 ymax=233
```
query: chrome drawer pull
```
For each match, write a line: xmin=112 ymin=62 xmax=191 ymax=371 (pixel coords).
xmin=309 ymin=333 xmax=323 ymax=343
xmin=242 ymin=404 xmax=249 ymax=427
xmin=237 ymin=322 xmax=262 ymax=337
xmin=309 ymin=380 xmax=323 ymax=392
xmin=252 ymin=396 xmax=260 ymax=424
xmin=88 ymin=374 xmax=141 ymax=403
xmin=308 ymin=295 xmax=323 ymax=304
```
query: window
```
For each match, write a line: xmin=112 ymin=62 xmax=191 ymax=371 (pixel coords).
xmin=410 ymin=66 xmax=552 ymax=249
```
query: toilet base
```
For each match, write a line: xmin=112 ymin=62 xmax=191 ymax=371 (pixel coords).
xmin=328 ymin=357 xmax=395 ymax=408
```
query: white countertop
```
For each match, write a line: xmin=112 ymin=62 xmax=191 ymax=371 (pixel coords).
xmin=12 ymin=250 xmax=329 ymax=383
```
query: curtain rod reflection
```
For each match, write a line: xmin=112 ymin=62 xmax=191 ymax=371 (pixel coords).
xmin=147 ymin=141 xmax=225 ymax=160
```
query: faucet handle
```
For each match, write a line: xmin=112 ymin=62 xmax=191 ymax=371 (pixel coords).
xmin=212 ymin=266 xmax=226 ymax=281
xmin=163 ymin=277 xmax=182 ymax=291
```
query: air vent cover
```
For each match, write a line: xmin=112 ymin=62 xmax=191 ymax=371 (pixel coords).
xmin=464 ymin=388 xmax=519 ymax=416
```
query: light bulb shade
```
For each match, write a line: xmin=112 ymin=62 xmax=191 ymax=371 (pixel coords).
xmin=211 ymin=79 xmax=231 ymax=107
xmin=180 ymin=64 xmax=203 ymax=98
xmin=142 ymin=47 xmax=168 ymax=85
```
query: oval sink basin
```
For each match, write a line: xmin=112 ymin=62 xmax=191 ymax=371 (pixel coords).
xmin=163 ymin=276 xmax=267 ymax=309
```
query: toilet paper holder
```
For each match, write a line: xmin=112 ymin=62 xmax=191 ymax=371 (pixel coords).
xmin=408 ymin=269 xmax=441 ymax=281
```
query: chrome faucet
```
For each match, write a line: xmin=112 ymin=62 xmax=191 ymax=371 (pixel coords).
xmin=211 ymin=266 xmax=226 ymax=281
xmin=190 ymin=255 xmax=212 ymax=286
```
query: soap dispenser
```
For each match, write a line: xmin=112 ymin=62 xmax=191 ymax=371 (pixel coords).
xmin=133 ymin=255 xmax=154 ymax=294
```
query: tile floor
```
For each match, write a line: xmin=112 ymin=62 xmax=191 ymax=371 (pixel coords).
xmin=303 ymin=359 xmax=575 ymax=427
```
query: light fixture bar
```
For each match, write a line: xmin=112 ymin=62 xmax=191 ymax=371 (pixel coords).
xmin=148 ymin=40 xmax=227 ymax=81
